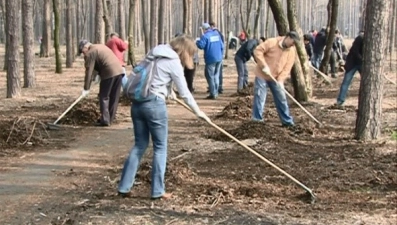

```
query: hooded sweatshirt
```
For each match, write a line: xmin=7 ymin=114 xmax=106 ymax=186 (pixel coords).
xmin=149 ymin=44 xmax=200 ymax=112
xmin=196 ymin=29 xmax=224 ymax=64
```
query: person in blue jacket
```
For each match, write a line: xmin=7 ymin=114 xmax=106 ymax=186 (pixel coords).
xmin=196 ymin=23 xmax=224 ymax=99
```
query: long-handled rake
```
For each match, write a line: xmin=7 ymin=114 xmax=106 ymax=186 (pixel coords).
xmin=47 ymin=94 xmax=85 ymax=130
xmin=173 ymin=98 xmax=316 ymax=203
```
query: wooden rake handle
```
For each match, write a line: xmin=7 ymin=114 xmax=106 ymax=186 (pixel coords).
xmin=173 ymin=98 xmax=315 ymax=196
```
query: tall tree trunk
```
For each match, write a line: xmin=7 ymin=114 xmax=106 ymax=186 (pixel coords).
xmin=158 ymin=0 xmax=165 ymax=43
xmin=286 ymin=0 xmax=312 ymax=100
xmin=355 ymin=0 xmax=390 ymax=140
xmin=149 ymin=0 xmax=158 ymax=48
xmin=141 ymin=0 xmax=150 ymax=53
xmin=118 ymin=0 xmax=126 ymax=40
xmin=95 ymin=0 xmax=104 ymax=44
xmin=208 ymin=0 xmax=214 ymax=22
xmin=102 ymin=0 xmax=113 ymax=39
xmin=2 ymin=0 xmax=8 ymax=71
xmin=265 ymin=2 xmax=270 ymax=37
xmin=182 ymin=0 xmax=192 ymax=35
xmin=359 ymin=0 xmax=367 ymax=31
xmin=41 ymin=0 xmax=51 ymax=57
xmin=22 ymin=0 xmax=36 ymax=88
xmin=128 ymin=0 xmax=137 ymax=66
xmin=53 ymin=0 xmax=62 ymax=73
xmin=6 ymin=0 xmax=21 ymax=97
xmin=0 ymin=0 xmax=6 ymax=44
xmin=253 ymin=0 xmax=262 ymax=38
xmin=319 ymin=0 xmax=339 ymax=74
xmin=224 ymin=0 xmax=230 ymax=59
xmin=65 ymin=0 xmax=73 ymax=68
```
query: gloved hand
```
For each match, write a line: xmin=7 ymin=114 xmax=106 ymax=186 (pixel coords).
xmin=94 ymin=75 xmax=101 ymax=84
xmin=262 ymin=66 xmax=271 ymax=76
xmin=196 ymin=110 xmax=211 ymax=123
xmin=81 ymin=89 xmax=90 ymax=98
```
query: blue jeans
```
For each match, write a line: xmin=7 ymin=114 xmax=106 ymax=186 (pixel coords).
xmin=205 ymin=62 xmax=222 ymax=97
xmin=121 ymin=67 xmax=128 ymax=89
xmin=336 ymin=65 xmax=361 ymax=105
xmin=311 ymin=52 xmax=323 ymax=69
xmin=118 ymin=96 xmax=168 ymax=198
xmin=234 ymin=55 xmax=248 ymax=90
xmin=251 ymin=77 xmax=294 ymax=125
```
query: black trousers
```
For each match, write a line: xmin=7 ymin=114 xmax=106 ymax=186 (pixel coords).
xmin=184 ymin=65 xmax=196 ymax=93
xmin=99 ymin=74 xmax=123 ymax=125
xmin=329 ymin=51 xmax=337 ymax=75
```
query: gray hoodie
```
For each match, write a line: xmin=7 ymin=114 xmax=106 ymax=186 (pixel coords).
xmin=150 ymin=44 xmax=200 ymax=112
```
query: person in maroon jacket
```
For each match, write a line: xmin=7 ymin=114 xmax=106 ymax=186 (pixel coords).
xmin=106 ymin=32 xmax=128 ymax=86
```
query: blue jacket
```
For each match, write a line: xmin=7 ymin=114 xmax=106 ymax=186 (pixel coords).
xmin=196 ymin=29 xmax=224 ymax=64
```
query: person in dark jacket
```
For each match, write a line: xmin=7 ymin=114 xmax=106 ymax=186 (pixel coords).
xmin=304 ymin=34 xmax=313 ymax=60
xmin=312 ymin=27 xmax=327 ymax=69
xmin=234 ymin=37 xmax=265 ymax=92
xmin=334 ymin=31 xmax=364 ymax=108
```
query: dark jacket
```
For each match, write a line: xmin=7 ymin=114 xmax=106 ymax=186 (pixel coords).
xmin=305 ymin=42 xmax=313 ymax=60
xmin=313 ymin=30 xmax=327 ymax=54
xmin=344 ymin=34 xmax=364 ymax=72
xmin=235 ymin=39 xmax=259 ymax=62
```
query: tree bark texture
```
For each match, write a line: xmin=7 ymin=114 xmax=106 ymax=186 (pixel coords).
xmin=22 ymin=0 xmax=36 ymax=87
xmin=65 ymin=0 xmax=74 ymax=68
xmin=286 ymin=0 xmax=312 ymax=100
xmin=1 ymin=0 xmax=8 ymax=71
xmin=158 ymin=0 xmax=165 ymax=43
xmin=253 ymin=0 xmax=263 ymax=39
xmin=5 ymin=0 xmax=21 ymax=98
xmin=41 ymin=0 xmax=51 ymax=57
xmin=95 ymin=0 xmax=104 ymax=44
xmin=224 ymin=0 xmax=230 ymax=59
xmin=149 ymin=0 xmax=158 ymax=48
xmin=355 ymin=0 xmax=390 ymax=140
xmin=128 ymin=0 xmax=137 ymax=66
xmin=141 ymin=0 xmax=150 ymax=53
xmin=118 ymin=0 xmax=126 ymax=40
xmin=102 ymin=0 xmax=113 ymax=39
xmin=319 ymin=0 xmax=339 ymax=74
xmin=53 ymin=0 xmax=62 ymax=74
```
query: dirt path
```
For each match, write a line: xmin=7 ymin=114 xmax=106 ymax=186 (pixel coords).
xmin=0 ymin=57 xmax=396 ymax=224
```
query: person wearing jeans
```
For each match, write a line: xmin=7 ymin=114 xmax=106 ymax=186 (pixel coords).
xmin=234 ymin=37 xmax=265 ymax=92
xmin=334 ymin=31 xmax=364 ymax=107
xmin=118 ymin=36 xmax=210 ymax=199
xmin=252 ymin=77 xmax=294 ymax=125
xmin=251 ymin=32 xmax=299 ymax=126
xmin=196 ymin=23 xmax=224 ymax=99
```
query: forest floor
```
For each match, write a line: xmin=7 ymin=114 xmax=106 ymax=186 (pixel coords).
xmin=0 ymin=45 xmax=396 ymax=225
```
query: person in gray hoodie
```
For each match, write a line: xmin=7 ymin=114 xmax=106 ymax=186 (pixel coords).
xmin=118 ymin=36 xmax=209 ymax=200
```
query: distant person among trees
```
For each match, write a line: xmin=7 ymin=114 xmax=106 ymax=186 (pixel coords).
xmin=106 ymin=32 xmax=128 ymax=86
xmin=251 ymin=31 xmax=299 ymax=127
xmin=312 ymin=27 xmax=327 ymax=69
xmin=333 ymin=31 xmax=364 ymax=109
xmin=209 ymin=22 xmax=224 ymax=94
xmin=78 ymin=40 xmax=124 ymax=127
xmin=234 ymin=37 xmax=265 ymax=93
xmin=304 ymin=34 xmax=313 ymax=60
xmin=196 ymin=23 xmax=224 ymax=99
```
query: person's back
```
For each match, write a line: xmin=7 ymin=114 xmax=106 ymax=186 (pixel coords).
xmin=313 ymin=29 xmax=326 ymax=54
xmin=85 ymin=44 xmax=124 ymax=82
xmin=236 ymin=39 xmax=259 ymax=62
xmin=106 ymin=34 xmax=127 ymax=66
xmin=196 ymin=29 xmax=223 ymax=64
xmin=345 ymin=33 xmax=364 ymax=71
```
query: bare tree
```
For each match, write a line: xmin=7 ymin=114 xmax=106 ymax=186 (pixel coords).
xmin=182 ymin=0 xmax=192 ymax=35
xmin=224 ymin=0 xmax=231 ymax=59
xmin=95 ymin=0 xmax=104 ymax=44
xmin=149 ymin=0 xmax=158 ymax=48
xmin=158 ymin=0 xmax=165 ymax=43
xmin=240 ymin=0 xmax=254 ymax=36
xmin=66 ymin=0 xmax=73 ymax=68
xmin=128 ymin=0 xmax=137 ymax=66
xmin=41 ymin=0 xmax=51 ymax=57
xmin=286 ymin=0 xmax=312 ymax=100
xmin=141 ymin=0 xmax=150 ymax=53
xmin=253 ymin=0 xmax=263 ymax=38
xmin=53 ymin=0 xmax=62 ymax=73
xmin=5 ymin=0 xmax=21 ymax=97
xmin=22 ymin=0 xmax=36 ymax=87
xmin=118 ymin=0 xmax=126 ymax=39
xmin=319 ymin=0 xmax=339 ymax=74
xmin=102 ymin=0 xmax=113 ymax=38
xmin=355 ymin=0 xmax=391 ymax=140
xmin=1 ymin=0 xmax=8 ymax=71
